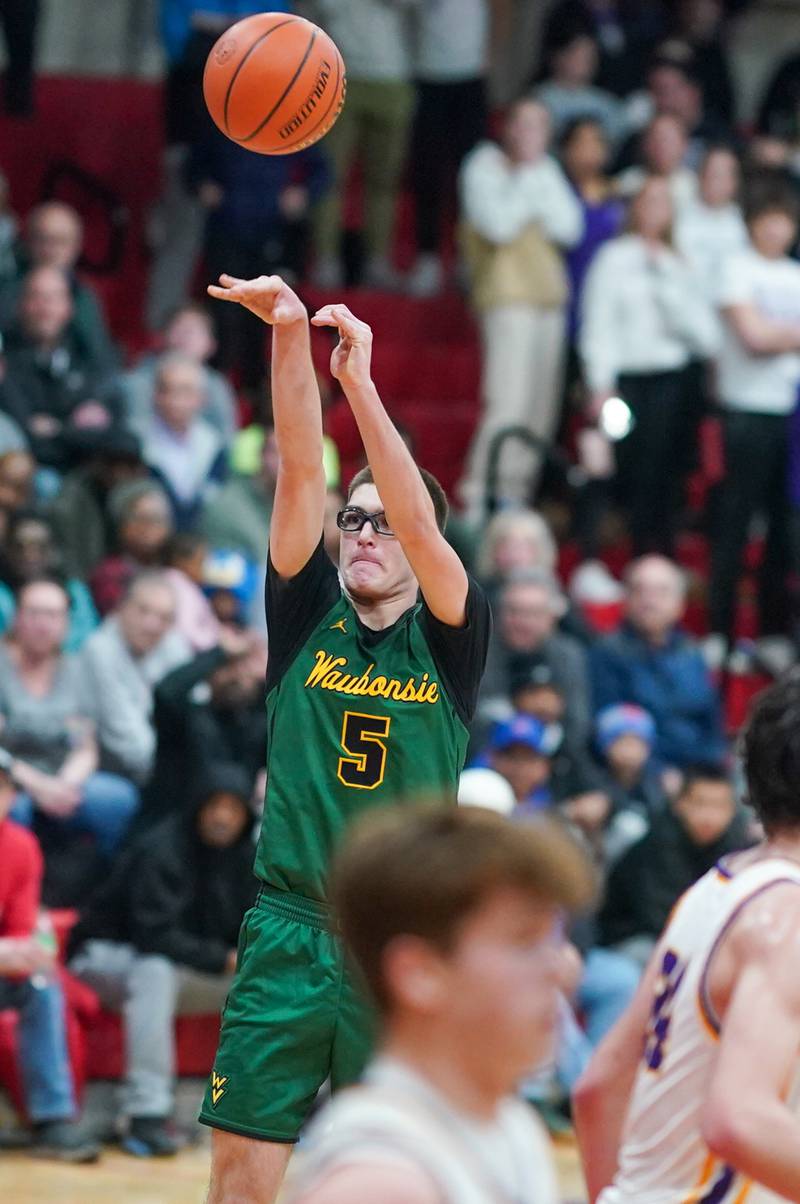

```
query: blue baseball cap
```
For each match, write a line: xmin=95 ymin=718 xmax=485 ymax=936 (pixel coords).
xmin=489 ymin=713 xmax=562 ymax=758
xmin=595 ymin=704 xmax=656 ymax=753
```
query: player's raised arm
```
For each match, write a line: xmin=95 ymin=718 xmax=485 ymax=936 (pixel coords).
xmin=311 ymin=304 xmax=468 ymax=627
xmin=208 ymin=274 xmax=326 ymax=577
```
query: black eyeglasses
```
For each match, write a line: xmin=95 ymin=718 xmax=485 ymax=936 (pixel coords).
xmin=336 ymin=506 xmax=395 ymax=538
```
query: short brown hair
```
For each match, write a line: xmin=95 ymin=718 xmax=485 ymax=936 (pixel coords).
xmin=347 ymin=465 xmax=449 ymax=534
xmin=330 ymin=803 xmax=594 ymax=1012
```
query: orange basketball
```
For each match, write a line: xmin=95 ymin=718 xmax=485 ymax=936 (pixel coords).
xmin=203 ymin=12 xmax=346 ymax=156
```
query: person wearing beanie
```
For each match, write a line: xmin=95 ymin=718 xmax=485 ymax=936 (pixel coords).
xmin=68 ymin=762 xmax=258 ymax=1156
xmin=595 ymin=702 xmax=667 ymax=841
xmin=482 ymin=713 xmax=563 ymax=818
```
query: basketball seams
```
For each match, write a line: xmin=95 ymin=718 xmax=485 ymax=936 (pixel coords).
xmin=240 ymin=27 xmax=318 ymax=145
xmin=263 ymin=45 xmax=346 ymax=155
xmin=220 ymin=15 xmax=300 ymax=136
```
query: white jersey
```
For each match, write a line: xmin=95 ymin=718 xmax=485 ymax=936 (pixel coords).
xmin=285 ymin=1056 xmax=559 ymax=1204
xmin=601 ymin=855 xmax=800 ymax=1204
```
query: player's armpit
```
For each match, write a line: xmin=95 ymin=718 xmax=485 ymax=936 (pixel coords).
xmin=702 ymin=885 xmax=800 ymax=1200
xmin=290 ymin=1160 xmax=443 ymax=1204
xmin=573 ymin=945 xmax=662 ymax=1203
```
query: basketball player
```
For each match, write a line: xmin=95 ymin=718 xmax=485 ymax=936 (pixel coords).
xmin=573 ymin=669 xmax=800 ymax=1203
xmin=200 ymin=274 xmax=491 ymax=1204
xmin=284 ymin=803 xmax=594 ymax=1204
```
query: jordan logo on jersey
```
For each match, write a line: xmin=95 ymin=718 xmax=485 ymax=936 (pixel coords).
xmin=305 ymin=649 xmax=440 ymax=704
xmin=210 ymin=1071 xmax=228 ymax=1107
xmin=330 ymin=618 xmax=348 ymax=633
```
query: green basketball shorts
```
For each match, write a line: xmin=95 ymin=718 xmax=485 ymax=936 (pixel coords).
xmin=198 ymin=885 xmax=376 ymax=1142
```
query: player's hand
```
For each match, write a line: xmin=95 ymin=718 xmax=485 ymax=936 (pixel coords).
xmin=311 ymin=304 xmax=373 ymax=390
xmin=207 ymin=274 xmax=307 ymax=327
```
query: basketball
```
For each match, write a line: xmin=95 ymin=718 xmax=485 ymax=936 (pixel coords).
xmin=203 ymin=12 xmax=346 ymax=156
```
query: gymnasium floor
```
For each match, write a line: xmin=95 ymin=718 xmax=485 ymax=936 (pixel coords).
xmin=3 ymin=1142 xmax=587 ymax=1203
xmin=2 ymin=1079 xmax=587 ymax=1203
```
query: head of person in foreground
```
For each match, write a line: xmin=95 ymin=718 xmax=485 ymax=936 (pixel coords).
xmin=330 ymin=803 xmax=594 ymax=1097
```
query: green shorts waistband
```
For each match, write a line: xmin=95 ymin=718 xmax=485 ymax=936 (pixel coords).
xmin=255 ymin=884 xmax=333 ymax=931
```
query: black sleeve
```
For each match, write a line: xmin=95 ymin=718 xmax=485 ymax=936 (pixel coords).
xmin=265 ymin=539 xmax=340 ymax=691
xmin=420 ymin=577 xmax=492 ymax=727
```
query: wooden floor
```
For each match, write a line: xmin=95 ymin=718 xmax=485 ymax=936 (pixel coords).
xmin=1 ymin=1140 xmax=586 ymax=1203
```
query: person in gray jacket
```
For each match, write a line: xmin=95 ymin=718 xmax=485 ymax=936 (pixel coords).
xmin=79 ymin=572 xmax=190 ymax=784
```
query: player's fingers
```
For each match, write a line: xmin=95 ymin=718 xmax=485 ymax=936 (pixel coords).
xmin=325 ymin=306 xmax=369 ymax=339
xmin=207 ymin=285 xmax=240 ymax=302
xmin=218 ymin=273 xmax=246 ymax=287
xmin=310 ymin=310 xmax=338 ymax=327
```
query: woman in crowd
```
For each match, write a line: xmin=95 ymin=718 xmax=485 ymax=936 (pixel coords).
xmin=0 ymin=510 xmax=98 ymax=651
xmin=579 ymin=176 xmax=718 ymax=553
xmin=89 ymin=480 xmax=174 ymax=616
xmin=1 ymin=576 xmax=138 ymax=859
xmin=560 ymin=117 xmax=626 ymax=348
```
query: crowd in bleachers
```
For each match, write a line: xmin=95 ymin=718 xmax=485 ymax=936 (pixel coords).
xmin=1 ymin=0 xmax=799 ymax=1164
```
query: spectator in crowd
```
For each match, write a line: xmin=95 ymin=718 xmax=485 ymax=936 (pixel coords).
xmin=0 ymin=266 xmax=121 ymax=475
xmin=146 ymin=0 xmax=274 ymax=328
xmin=590 ymin=555 xmax=726 ymax=772
xmin=47 ymin=428 xmax=146 ymax=580
xmin=120 ymin=302 xmax=238 ymax=442
xmin=164 ymin=533 xmax=221 ymax=652
xmin=669 ymin=0 xmax=735 ymax=125
xmin=0 ymin=753 xmax=100 ymax=1162
xmin=79 ymin=572 xmax=190 ymax=785
xmin=615 ymin=113 xmax=698 ymax=211
xmin=482 ymin=713 xmax=562 ymax=815
xmin=620 ymin=51 xmax=731 ymax=170
xmin=478 ymin=570 xmax=592 ymax=763
xmin=0 ymin=448 xmax=35 ymax=543
xmin=0 ymin=201 xmax=117 ymax=373
xmin=68 ymin=763 xmax=257 ymax=1157
xmin=1 ymin=577 xmax=139 ymax=860
xmin=580 ymin=176 xmax=717 ymax=552
xmin=708 ymin=183 xmax=800 ymax=653
xmin=599 ymin=766 xmax=751 ymax=967
xmin=559 ymin=117 xmax=626 ymax=345
xmin=534 ymin=27 xmax=626 ymax=144
xmin=675 ymin=144 xmax=747 ymax=305
xmin=0 ymin=510 xmax=98 ymax=652
xmin=405 ymin=0 xmax=500 ymax=297
xmin=138 ymin=628 xmax=267 ymax=827
xmin=309 ymin=0 xmax=416 ymax=290
xmin=89 ymin=480 xmax=174 ymax=617
xmin=595 ymin=702 xmax=665 ymax=825
xmin=476 ymin=507 xmax=558 ymax=589
xmin=200 ymin=425 xmax=278 ymax=561
xmin=135 ymin=353 xmax=226 ymax=530
xmin=202 ymin=547 xmax=260 ymax=630
xmin=542 ymin=1 xmax=670 ymax=98
xmin=459 ymin=99 xmax=583 ymax=512
xmin=192 ymin=133 xmax=330 ymax=386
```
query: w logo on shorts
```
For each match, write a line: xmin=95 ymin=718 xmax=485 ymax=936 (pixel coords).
xmin=211 ymin=1070 xmax=228 ymax=1107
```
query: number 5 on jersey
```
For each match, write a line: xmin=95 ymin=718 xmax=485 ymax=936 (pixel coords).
xmin=338 ymin=711 xmax=392 ymax=790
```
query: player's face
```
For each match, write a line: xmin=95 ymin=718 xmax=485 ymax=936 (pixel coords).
xmin=437 ymin=889 xmax=567 ymax=1092
xmin=339 ymin=484 xmax=415 ymax=602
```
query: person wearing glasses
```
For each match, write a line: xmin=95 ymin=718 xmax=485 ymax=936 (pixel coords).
xmin=198 ymin=273 xmax=491 ymax=1204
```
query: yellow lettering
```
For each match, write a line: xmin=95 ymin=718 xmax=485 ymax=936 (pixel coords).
xmin=400 ymin=679 xmax=418 ymax=702
xmin=323 ymin=671 xmax=343 ymax=689
xmin=305 ymin=651 xmax=346 ymax=687
xmin=425 ymin=683 xmax=440 ymax=704
xmin=354 ymin=664 xmax=375 ymax=696
xmin=368 ymin=676 xmax=387 ymax=696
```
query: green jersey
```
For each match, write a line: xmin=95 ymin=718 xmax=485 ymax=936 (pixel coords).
xmin=255 ymin=542 xmax=491 ymax=901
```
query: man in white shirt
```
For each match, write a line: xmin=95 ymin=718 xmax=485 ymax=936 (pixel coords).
xmin=709 ymin=184 xmax=800 ymax=648
xmin=283 ymin=803 xmax=593 ymax=1204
